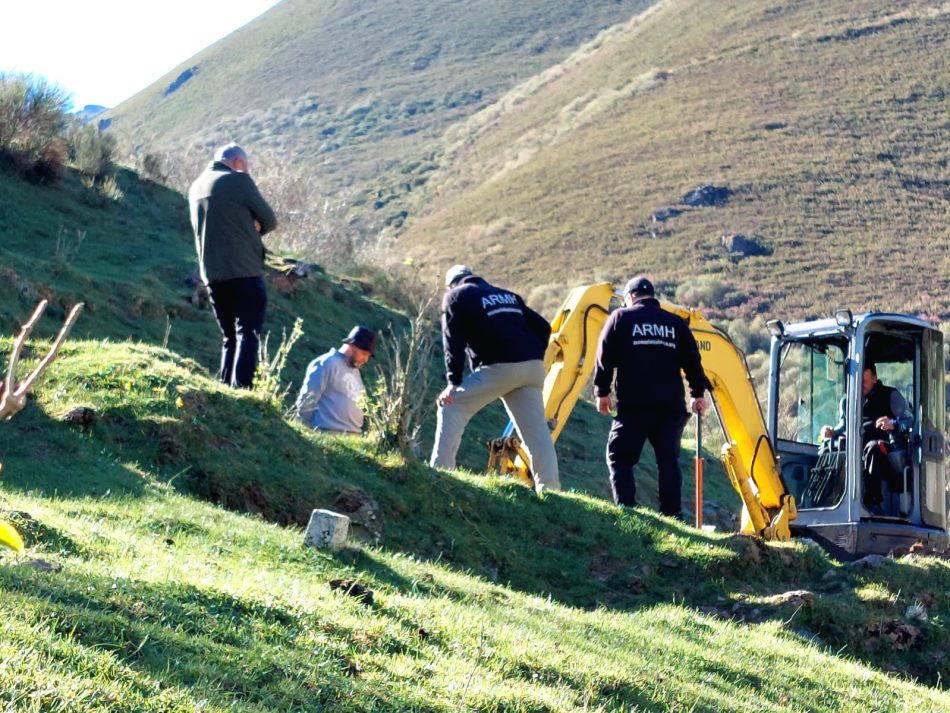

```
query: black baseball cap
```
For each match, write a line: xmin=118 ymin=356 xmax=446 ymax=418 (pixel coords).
xmin=343 ymin=326 xmax=378 ymax=355
xmin=624 ymin=275 xmax=655 ymax=297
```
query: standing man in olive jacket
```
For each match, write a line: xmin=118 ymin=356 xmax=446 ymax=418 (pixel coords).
xmin=189 ymin=143 xmax=277 ymax=388
xmin=430 ymin=265 xmax=560 ymax=493
xmin=594 ymin=276 xmax=708 ymax=517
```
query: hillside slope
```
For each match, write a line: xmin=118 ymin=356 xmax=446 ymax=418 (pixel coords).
xmin=1 ymin=162 xmax=740 ymax=509
xmin=1 ymin=335 xmax=950 ymax=708
xmin=104 ymin=0 xmax=657 ymax=231
xmin=401 ymin=0 xmax=950 ymax=320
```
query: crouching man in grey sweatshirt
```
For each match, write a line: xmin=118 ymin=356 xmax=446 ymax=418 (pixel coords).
xmin=295 ymin=326 xmax=377 ymax=434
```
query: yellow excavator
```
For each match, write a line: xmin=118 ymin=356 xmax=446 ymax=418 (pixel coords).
xmin=488 ymin=283 xmax=948 ymax=558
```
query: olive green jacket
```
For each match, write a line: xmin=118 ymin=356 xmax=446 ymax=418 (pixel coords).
xmin=188 ymin=161 xmax=277 ymax=284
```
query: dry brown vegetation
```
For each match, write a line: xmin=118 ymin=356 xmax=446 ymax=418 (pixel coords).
xmin=401 ymin=0 xmax=950 ymax=321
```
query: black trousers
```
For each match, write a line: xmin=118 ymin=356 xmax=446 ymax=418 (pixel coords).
xmin=863 ymin=439 xmax=898 ymax=506
xmin=207 ymin=276 xmax=267 ymax=388
xmin=606 ymin=412 xmax=689 ymax=516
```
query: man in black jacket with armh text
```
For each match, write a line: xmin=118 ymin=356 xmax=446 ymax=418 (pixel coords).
xmin=430 ymin=265 xmax=560 ymax=493
xmin=593 ymin=276 xmax=708 ymax=517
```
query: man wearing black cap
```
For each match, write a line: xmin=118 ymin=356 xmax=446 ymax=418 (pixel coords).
xmin=430 ymin=265 xmax=560 ymax=493
xmin=189 ymin=143 xmax=277 ymax=388
xmin=593 ymin=276 xmax=708 ymax=517
xmin=295 ymin=326 xmax=378 ymax=434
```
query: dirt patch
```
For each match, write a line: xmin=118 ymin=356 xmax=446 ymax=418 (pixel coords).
xmin=332 ymin=486 xmax=383 ymax=542
xmin=866 ymin=619 xmax=923 ymax=651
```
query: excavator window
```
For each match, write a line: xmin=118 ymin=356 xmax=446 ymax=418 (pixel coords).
xmin=776 ymin=340 xmax=847 ymax=445
xmin=775 ymin=338 xmax=848 ymax=509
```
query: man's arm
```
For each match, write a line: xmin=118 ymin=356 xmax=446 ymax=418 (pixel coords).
xmin=593 ymin=313 xmax=618 ymax=413
xmin=876 ymin=387 xmax=912 ymax=431
xmin=676 ymin=320 xmax=708 ymax=398
xmin=890 ymin=389 xmax=910 ymax=419
xmin=242 ymin=175 xmax=278 ymax=235
xmin=441 ymin=293 xmax=466 ymax=387
xmin=295 ymin=358 xmax=332 ymax=424
xmin=676 ymin=318 xmax=709 ymax=414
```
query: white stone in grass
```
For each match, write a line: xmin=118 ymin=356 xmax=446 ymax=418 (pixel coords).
xmin=304 ymin=509 xmax=350 ymax=550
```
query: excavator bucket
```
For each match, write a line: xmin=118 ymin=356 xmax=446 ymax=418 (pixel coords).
xmin=486 ymin=436 xmax=534 ymax=488
xmin=0 ymin=520 xmax=24 ymax=553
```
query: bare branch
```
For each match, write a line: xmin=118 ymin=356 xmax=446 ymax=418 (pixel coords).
xmin=0 ymin=301 xmax=84 ymax=420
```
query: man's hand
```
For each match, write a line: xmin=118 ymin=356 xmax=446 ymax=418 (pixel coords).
xmin=690 ymin=397 xmax=708 ymax=415
xmin=438 ymin=384 xmax=458 ymax=407
xmin=596 ymin=395 xmax=613 ymax=416
xmin=253 ymin=219 xmax=262 ymax=233
xmin=875 ymin=416 xmax=896 ymax=431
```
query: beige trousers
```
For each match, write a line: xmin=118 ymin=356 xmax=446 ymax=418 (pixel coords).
xmin=429 ymin=360 xmax=560 ymax=492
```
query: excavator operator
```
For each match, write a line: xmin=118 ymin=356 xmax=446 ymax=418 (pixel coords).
xmin=593 ymin=276 xmax=709 ymax=518
xmin=820 ymin=364 xmax=910 ymax=513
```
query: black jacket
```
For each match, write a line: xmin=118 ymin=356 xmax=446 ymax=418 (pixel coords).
xmin=593 ymin=298 xmax=707 ymax=416
xmin=862 ymin=381 xmax=909 ymax=441
xmin=441 ymin=276 xmax=551 ymax=385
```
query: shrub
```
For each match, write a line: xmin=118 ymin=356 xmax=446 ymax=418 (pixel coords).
xmin=97 ymin=174 xmax=124 ymax=203
xmin=363 ymin=294 xmax=438 ymax=454
xmin=141 ymin=152 xmax=168 ymax=184
xmin=70 ymin=124 xmax=118 ymax=184
xmin=0 ymin=72 xmax=71 ymax=181
xmin=722 ymin=314 xmax=770 ymax=355
xmin=256 ymin=318 xmax=304 ymax=408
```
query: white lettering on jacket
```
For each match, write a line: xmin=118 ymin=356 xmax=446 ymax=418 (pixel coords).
xmin=631 ymin=323 xmax=676 ymax=340
xmin=482 ymin=293 xmax=519 ymax=310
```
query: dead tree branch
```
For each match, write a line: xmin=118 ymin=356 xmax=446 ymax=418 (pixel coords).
xmin=0 ymin=300 xmax=83 ymax=420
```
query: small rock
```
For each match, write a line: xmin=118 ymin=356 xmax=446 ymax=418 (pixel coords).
xmin=651 ymin=207 xmax=681 ymax=223
xmin=26 ymin=558 xmax=62 ymax=572
xmin=822 ymin=569 xmax=838 ymax=581
xmin=721 ymin=233 xmax=772 ymax=259
xmin=304 ymin=509 xmax=350 ymax=550
xmin=794 ymin=628 xmax=826 ymax=647
xmin=771 ymin=590 xmax=816 ymax=606
xmin=63 ymin=406 xmax=96 ymax=428
xmin=682 ymin=184 xmax=731 ymax=207
xmin=850 ymin=554 xmax=887 ymax=569
xmin=627 ymin=576 xmax=647 ymax=593
xmin=905 ymin=604 xmax=928 ymax=622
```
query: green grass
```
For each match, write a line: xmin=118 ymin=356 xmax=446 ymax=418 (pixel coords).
xmin=2 ymin=343 xmax=950 ymax=709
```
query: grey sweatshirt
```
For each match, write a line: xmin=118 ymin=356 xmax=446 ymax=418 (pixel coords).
xmin=294 ymin=349 xmax=364 ymax=433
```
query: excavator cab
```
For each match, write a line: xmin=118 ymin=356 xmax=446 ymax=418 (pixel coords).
xmin=768 ymin=312 xmax=948 ymax=557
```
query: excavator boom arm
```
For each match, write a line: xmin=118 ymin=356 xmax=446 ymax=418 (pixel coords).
xmin=490 ymin=283 xmax=796 ymax=539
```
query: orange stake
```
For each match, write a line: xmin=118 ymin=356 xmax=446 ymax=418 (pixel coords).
xmin=695 ymin=411 xmax=703 ymax=528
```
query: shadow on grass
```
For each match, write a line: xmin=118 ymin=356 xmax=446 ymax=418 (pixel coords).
xmin=0 ymin=403 xmax=147 ymax=498
xmin=0 ymin=563 xmax=403 ymax=710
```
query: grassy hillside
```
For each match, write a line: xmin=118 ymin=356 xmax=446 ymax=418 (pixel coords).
xmin=0 ymin=160 xmax=738 ymax=508
xmin=104 ymin=0 xmax=657 ymax=239
xmin=401 ymin=0 xmax=950 ymax=320
xmin=2 ymin=156 xmax=950 ymax=707
xmin=1 ymin=335 xmax=950 ymax=708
